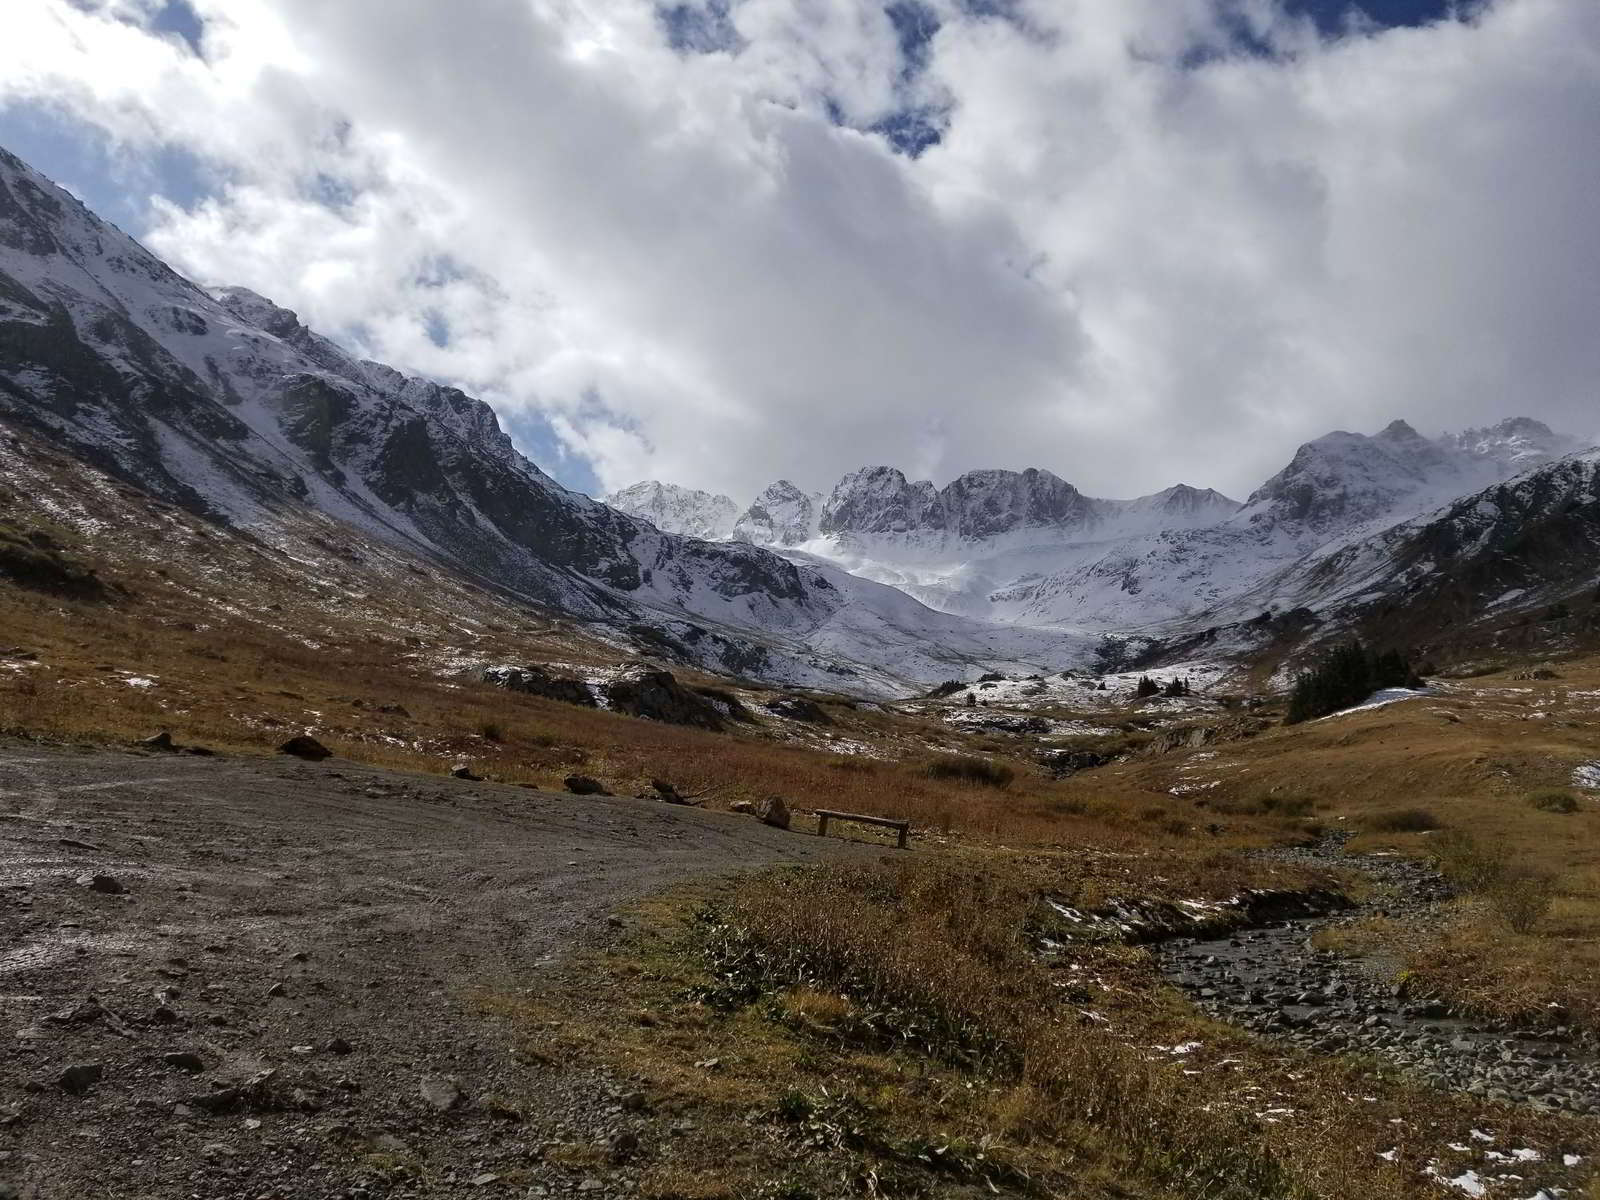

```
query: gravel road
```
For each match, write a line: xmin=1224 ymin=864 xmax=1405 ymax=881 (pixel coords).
xmin=0 ymin=742 xmax=867 ymax=1199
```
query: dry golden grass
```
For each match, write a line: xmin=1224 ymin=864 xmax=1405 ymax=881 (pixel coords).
xmin=485 ymin=852 xmax=1595 ymax=1200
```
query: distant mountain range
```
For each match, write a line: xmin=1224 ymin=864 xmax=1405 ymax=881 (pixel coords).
xmin=606 ymin=415 xmax=1591 ymax=638
xmin=2 ymin=140 xmax=1596 ymax=698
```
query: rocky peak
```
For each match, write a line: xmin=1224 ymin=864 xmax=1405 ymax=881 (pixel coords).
xmin=1446 ymin=416 xmax=1582 ymax=472
xmin=733 ymin=479 xmax=822 ymax=546
xmin=1376 ymin=418 xmax=1425 ymax=443
xmin=820 ymin=467 xmax=939 ymax=535
xmin=604 ymin=481 xmax=739 ymax=541
xmin=938 ymin=468 xmax=1093 ymax=539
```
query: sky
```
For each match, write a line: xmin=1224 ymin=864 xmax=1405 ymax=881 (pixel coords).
xmin=2 ymin=0 xmax=1597 ymax=504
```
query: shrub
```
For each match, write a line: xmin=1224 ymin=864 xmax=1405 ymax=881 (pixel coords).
xmin=1528 ymin=788 xmax=1579 ymax=814
xmin=478 ymin=720 xmax=504 ymax=742
xmin=1490 ymin=871 xmax=1555 ymax=935
xmin=1430 ymin=829 xmax=1505 ymax=893
xmin=1210 ymin=792 xmax=1315 ymax=818
xmin=1360 ymin=807 xmax=1441 ymax=833
xmin=923 ymin=755 xmax=1014 ymax=789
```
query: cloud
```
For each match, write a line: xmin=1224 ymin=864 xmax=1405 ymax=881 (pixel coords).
xmin=1 ymin=0 xmax=1597 ymax=504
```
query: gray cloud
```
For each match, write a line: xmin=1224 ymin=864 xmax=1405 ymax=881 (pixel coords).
xmin=2 ymin=0 xmax=1596 ymax=504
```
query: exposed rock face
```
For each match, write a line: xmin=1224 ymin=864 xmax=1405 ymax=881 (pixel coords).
xmin=763 ymin=695 xmax=832 ymax=724
xmin=599 ymin=667 xmax=726 ymax=730
xmin=603 ymin=481 xmax=739 ymax=541
xmin=733 ymin=480 xmax=823 ymax=546
xmin=482 ymin=665 xmax=597 ymax=707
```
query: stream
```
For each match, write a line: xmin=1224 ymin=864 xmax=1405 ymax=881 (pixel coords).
xmin=1154 ymin=835 xmax=1600 ymax=1115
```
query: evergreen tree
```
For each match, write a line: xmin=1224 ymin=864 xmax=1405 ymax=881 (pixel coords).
xmin=1163 ymin=677 xmax=1190 ymax=697
xmin=1134 ymin=675 xmax=1160 ymax=699
xmin=1284 ymin=640 xmax=1420 ymax=725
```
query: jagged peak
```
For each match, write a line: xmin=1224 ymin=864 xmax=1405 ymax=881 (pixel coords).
xmin=1377 ymin=418 xmax=1424 ymax=442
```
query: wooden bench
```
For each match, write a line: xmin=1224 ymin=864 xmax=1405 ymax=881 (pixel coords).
xmin=815 ymin=809 xmax=910 ymax=850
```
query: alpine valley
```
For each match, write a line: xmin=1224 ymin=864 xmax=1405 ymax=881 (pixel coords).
xmin=3 ymin=140 xmax=1598 ymax=702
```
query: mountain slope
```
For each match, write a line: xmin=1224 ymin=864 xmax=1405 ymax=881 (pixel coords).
xmin=603 ymin=480 xmax=739 ymax=541
xmin=0 ymin=145 xmax=1078 ymax=696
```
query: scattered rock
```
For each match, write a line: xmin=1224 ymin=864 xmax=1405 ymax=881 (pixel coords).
xmin=649 ymin=779 xmax=699 ymax=806
xmin=265 ymin=982 xmax=287 ymax=998
xmin=44 ymin=997 xmax=108 ymax=1025
xmin=481 ymin=664 xmax=597 ymax=707
xmin=419 ymin=1074 xmax=465 ymax=1112
xmin=189 ymin=1069 xmax=281 ymax=1114
xmin=278 ymin=735 xmax=332 ymax=761
xmin=324 ymin=1036 xmax=353 ymax=1055
xmin=58 ymin=1063 xmax=103 ymax=1095
xmin=602 ymin=667 xmax=726 ymax=731
xmin=620 ymin=1091 xmax=647 ymax=1112
xmin=1514 ymin=667 xmax=1563 ymax=680
xmin=610 ymin=1130 xmax=640 ymax=1162
xmin=564 ymin=775 xmax=611 ymax=796
xmin=763 ymin=695 xmax=833 ymax=724
xmin=755 ymin=795 xmax=791 ymax=830
xmin=161 ymin=1052 xmax=206 ymax=1073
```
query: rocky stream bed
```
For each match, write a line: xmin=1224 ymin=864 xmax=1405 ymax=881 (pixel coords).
xmin=1154 ymin=836 xmax=1600 ymax=1116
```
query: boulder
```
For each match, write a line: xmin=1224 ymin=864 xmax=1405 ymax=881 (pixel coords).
xmin=564 ymin=775 xmax=611 ymax=796
xmin=728 ymin=800 xmax=755 ymax=815
xmin=450 ymin=764 xmax=482 ymax=781
xmin=1037 ymin=748 xmax=1112 ymax=778
xmin=763 ymin=696 xmax=832 ymax=725
xmin=58 ymin=1063 xmax=103 ymax=1095
xmin=648 ymin=779 xmax=697 ymax=805
xmin=140 ymin=731 xmax=177 ymax=752
xmin=1513 ymin=667 xmax=1562 ymax=680
xmin=694 ymin=686 xmax=755 ymax=723
xmin=419 ymin=1074 xmax=466 ymax=1112
xmin=755 ymin=796 xmax=791 ymax=830
xmin=601 ymin=667 xmax=725 ymax=730
xmin=481 ymin=664 xmax=596 ymax=707
xmin=278 ymin=735 xmax=332 ymax=761
xmin=78 ymin=873 xmax=124 ymax=895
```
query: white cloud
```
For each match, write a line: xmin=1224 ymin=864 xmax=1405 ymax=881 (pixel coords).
xmin=2 ymin=0 xmax=1596 ymax=504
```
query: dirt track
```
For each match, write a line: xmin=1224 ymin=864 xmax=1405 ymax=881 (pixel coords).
xmin=0 ymin=743 xmax=868 ymax=1198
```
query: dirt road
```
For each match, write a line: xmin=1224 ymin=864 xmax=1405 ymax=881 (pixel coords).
xmin=0 ymin=743 xmax=867 ymax=1198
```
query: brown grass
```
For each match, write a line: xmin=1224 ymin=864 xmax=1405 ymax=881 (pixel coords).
xmin=484 ymin=853 xmax=1594 ymax=1200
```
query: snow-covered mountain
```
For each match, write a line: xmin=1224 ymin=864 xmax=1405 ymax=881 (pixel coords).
xmin=603 ymin=480 xmax=738 ymax=541
xmin=0 ymin=145 xmax=1087 ymax=696
xmin=2 ymin=140 xmax=1592 ymax=695
xmin=613 ymin=413 xmax=1588 ymax=644
xmin=732 ymin=480 xmax=823 ymax=546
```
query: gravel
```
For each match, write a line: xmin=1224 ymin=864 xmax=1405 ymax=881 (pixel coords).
xmin=1155 ymin=834 xmax=1600 ymax=1114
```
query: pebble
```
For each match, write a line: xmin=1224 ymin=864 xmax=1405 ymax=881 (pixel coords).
xmin=1156 ymin=834 xmax=1600 ymax=1113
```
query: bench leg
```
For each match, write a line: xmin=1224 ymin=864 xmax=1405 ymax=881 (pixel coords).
xmin=818 ymin=814 xmax=829 ymax=839
xmin=897 ymin=826 xmax=907 ymax=850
